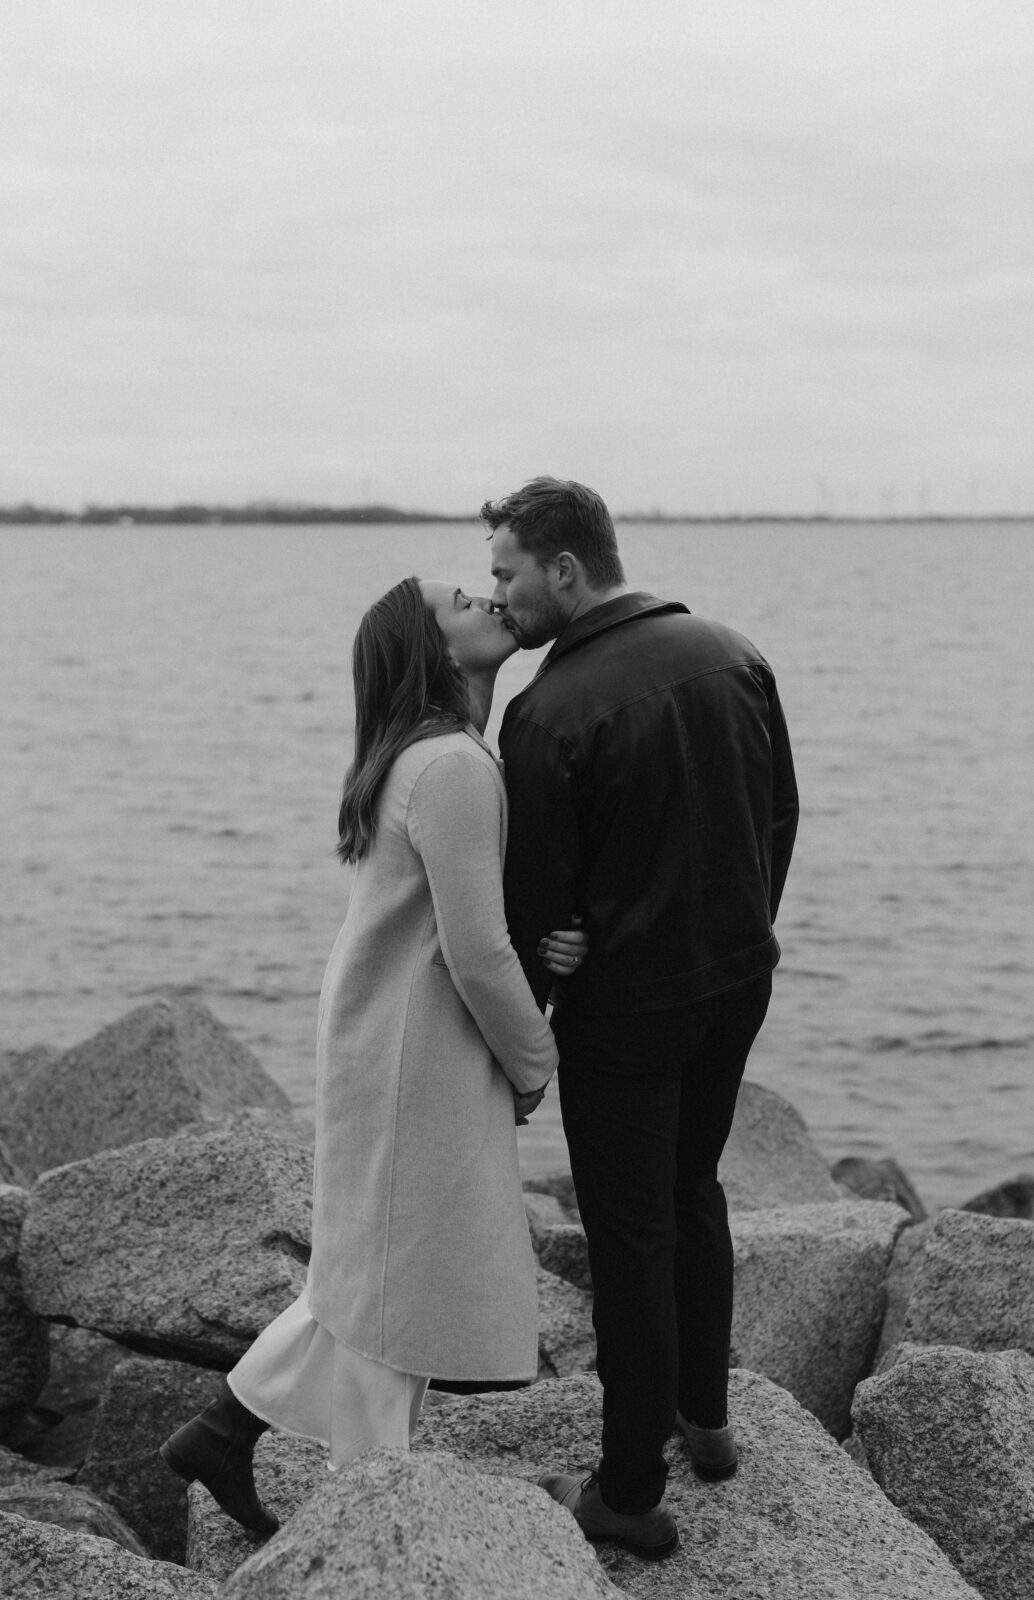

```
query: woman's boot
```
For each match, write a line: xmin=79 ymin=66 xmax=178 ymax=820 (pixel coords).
xmin=160 ymin=1379 xmax=279 ymax=1535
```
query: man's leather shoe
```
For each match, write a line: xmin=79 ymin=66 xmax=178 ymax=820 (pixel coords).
xmin=538 ymin=1470 xmax=678 ymax=1560
xmin=675 ymin=1412 xmax=738 ymax=1480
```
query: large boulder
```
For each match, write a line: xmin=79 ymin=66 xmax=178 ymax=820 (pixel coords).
xmin=902 ymin=1209 xmax=1034 ymax=1352
xmin=832 ymin=1154 xmax=928 ymax=1221
xmin=729 ymin=1199 xmax=909 ymax=1437
xmin=536 ymin=1264 xmax=596 ymax=1378
xmin=412 ymin=1370 xmax=982 ymax=1598
xmin=852 ymin=1344 xmax=1034 ymax=1600
xmin=185 ymin=1428 xmax=329 ymax=1583
xmin=78 ymin=1354 xmax=225 ymax=1562
xmin=0 ymin=1479 xmax=149 ymax=1553
xmin=0 ymin=998 xmax=293 ymax=1181
xmin=524 ymin=1186 xmax=591 ymax=1291
xmin=21 ymin=1117 xmax=312 ymax=1364
xmin=874 ymin=1219 xmax=936 ymax=1365
xmin=0 ymin=1185 xmax=49 ymax=1438
xmin=962 ymin=1174 xmax=1034 ymax=1220
xmin=721 ymin=1079 xmax=841 ymax=1210
xmin=221 ymin=1448 xmax=626 ymax=1600
xmin=0 ymin=1508 xmax=218 ymax=1599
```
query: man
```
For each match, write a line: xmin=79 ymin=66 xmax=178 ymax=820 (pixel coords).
xmin=483 ymin=477 xmax=798 ymax=1560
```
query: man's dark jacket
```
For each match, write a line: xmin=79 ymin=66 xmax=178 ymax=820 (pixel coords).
xmin=499 ymin=593 xmax=799 ymax=1014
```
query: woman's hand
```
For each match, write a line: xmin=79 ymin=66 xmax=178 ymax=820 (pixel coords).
xmin=513 ymin=1086 xmax=547 ymax=1125
xmin=538 ymin=916 xmax=588 ymax=977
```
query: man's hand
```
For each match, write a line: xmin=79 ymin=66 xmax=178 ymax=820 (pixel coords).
xmin=514 ymin=1086 xmax=547 ymax=1125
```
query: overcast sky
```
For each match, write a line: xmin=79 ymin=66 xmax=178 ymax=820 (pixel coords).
xmin=3 ymin=0 xmax=1031 ymax=514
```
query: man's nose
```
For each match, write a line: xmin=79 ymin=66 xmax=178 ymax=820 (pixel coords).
xmin=489 ymin=582 xmax=507 ymax=610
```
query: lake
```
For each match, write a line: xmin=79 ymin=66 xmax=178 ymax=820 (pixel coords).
xmin=2 ymin=519 xmax=1031 ymax=1208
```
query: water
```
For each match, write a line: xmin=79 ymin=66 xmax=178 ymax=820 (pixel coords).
xmin=2 ymin=520 xmax=1031 ymax=1209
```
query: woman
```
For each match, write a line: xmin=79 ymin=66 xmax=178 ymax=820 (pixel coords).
xmin=160 ymin=576 xmax=584 ymax=1534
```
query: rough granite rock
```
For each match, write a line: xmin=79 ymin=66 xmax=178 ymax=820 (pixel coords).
xmin=526 ymin=1197 xmax=593 ymax=1291
xmin=902 ymin=1208 xmax=1034 ymax=1352
xmin=0 ymin=1508 xmax=218 ymax=1599
xmin=831 ymin=1154 xmax=928 ymax=1221
xmin=0 ymin=998 xmax=293 ymax=1181
xmin=874 ymin=1219 xmax=936 ymax=1364
xmin=0 ymin=1479 xmax=150 ymax=1553
xmin=720 ymin=1079 xmax=842 ymax=1211
xmin=412 ymin=1369 xmax=982 ymax=1599
xmin=221 ymin=1448 xmax=627 ymax=1600
xmin=962 ymin=1174 xmax=1034 ymax=1220
xmin=21 ymin=1118 xmax=312 ymax=1364
xmin=0 ymin=1442 xmax=71 ymax=1485
xmin=78 ymin=1354 xmax=225 ymax=1562
xmin=0 ymin=1185 xmax=49 ymax=1437
xmin=186 ymin=1428 xmax=329 ymax=1583
xmin=729 ymin=1199 xmax=909 ymax=1437
xmin=35 ymin=1322 xmax=131 ymax=1415
xmin=537 ymin=1264 xmax=596 ymax=1378
xmin=852 ymin=1344 xmax=1034 ymax=1600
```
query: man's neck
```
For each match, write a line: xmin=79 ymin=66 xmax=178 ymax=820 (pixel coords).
xmin=565 ymin=583 xmax=631 ymax=626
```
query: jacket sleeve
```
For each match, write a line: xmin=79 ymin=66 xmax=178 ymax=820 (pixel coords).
xmin=767 ymin=686 xmax=799 ymax=921
xmin=498 ymin=712 xmax=582 ymax=1012
xmin=406 ymin=749 xmax=558 ymax=1094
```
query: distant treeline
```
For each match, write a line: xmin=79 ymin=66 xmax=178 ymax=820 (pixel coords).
xmin=1 ymin=502 xmax=1029 ymax=526
xmin=0 ymin=502 xmax=473 ymax=525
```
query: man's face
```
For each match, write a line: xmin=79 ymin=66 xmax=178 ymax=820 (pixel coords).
xmin=489 ymin=524 xmax=571 ymax=649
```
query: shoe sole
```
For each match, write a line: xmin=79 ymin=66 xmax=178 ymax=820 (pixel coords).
xmin=159 ymin=1440 xmax=194 ymax=1483
xmin=691 ymin=1456 xmax=738 ymax=1482
xmin=584 ymin=1527 xmax=680 ymax=1560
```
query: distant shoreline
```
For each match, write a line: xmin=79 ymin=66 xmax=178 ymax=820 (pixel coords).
xmin=2 ymin=504 xmax=1031 ymax=527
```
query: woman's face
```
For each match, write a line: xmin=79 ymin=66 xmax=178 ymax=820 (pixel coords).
xmin=419 ymin=579 xmax=519 ymax=673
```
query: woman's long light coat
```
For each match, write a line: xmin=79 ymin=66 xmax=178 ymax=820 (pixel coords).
xmin=307 ymin=727 xmax=558 ymax=1381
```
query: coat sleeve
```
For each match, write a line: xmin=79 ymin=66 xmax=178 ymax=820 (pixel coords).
xmin=767 ymin=685 xmax=799 ymax=921
xmin=406 ymin=749 xmax=558 ymax=1094
xmin=497 ymin=712 xmax=582 ymax=1012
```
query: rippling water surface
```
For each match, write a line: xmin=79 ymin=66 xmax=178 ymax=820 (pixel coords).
xmin=3 ymin=521 xmax=1031 ymax=1208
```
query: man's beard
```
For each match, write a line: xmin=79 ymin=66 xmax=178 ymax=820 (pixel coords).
xmin=508 ymin=594 xmax=569 ymax=650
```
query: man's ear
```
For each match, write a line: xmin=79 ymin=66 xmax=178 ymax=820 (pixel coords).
xmin=552 ymin=551 xmax=579 ymax=589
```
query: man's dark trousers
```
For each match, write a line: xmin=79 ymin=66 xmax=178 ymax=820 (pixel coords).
xmin=553 ymin=971 xmax=773 ymax=1514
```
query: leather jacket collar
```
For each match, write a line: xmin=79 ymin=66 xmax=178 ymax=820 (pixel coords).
xmin=543 ymin=592 xmax=689 ymax=668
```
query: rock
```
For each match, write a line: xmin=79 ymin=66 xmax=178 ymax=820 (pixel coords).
xmin=0 ymin=1185 xmax=49 ymax=1439
xmin=853 ymin=1344 xmax=1034 ymax=1600
xmin=21 ymin=1117 xmax=312 ymax=1364
xmin=36 ymin=1323 xmax=130 ymax=1415
xmin=903 ymin=1209 xmax=1034 ymax=1353
xmin=412 ymin=1370 xmax=981 ymax=1598
xmin=221 ymin=1447 xmax=626 ymax=1600
xmin=0 ymin=998 xmax=293 ymax=1181
xmin=0 ymin=1508 xmax=218 ymax=1598
xmin=0 ymin=1442 xmax=71 ymax=1485
xmin=962 ymin=1173 xmax=1034 ymax=1219
xmin=525 ymin=1200 xmax=592 ymax=1291
xmin=874 ymin=1219 xmax=936 ymax=1364
xmin=186 ymin=1428 xmax=329 ymax=1582
xmin=831 ymin=1155 xmax=928 ymax=1221
xmin=0 ymin=1479 xmax=150 ymax=1553
xmin=721 ymin=1079 xmax=842 ymax=1210
xmin=523 ymin=1171 xmax=581 ymax=1218
xmin=729 ymin=1199 xmax=909 ymax=1437
xmin=78 ymin=1354 xmax=225 ymax=1562
xmin=536 ymin=1265 xmax=596 ymax=1378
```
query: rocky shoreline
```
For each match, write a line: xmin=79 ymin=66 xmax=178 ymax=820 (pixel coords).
xmin=2 ymin=996 xmax=1032 ymax=1598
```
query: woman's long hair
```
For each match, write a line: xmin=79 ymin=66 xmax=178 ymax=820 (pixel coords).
xmin=336 ymin=576 xmax=470 ymax=862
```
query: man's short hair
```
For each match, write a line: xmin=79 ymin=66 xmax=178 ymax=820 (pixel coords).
xmin=480 ymin=476 xmax=625 ymax=588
